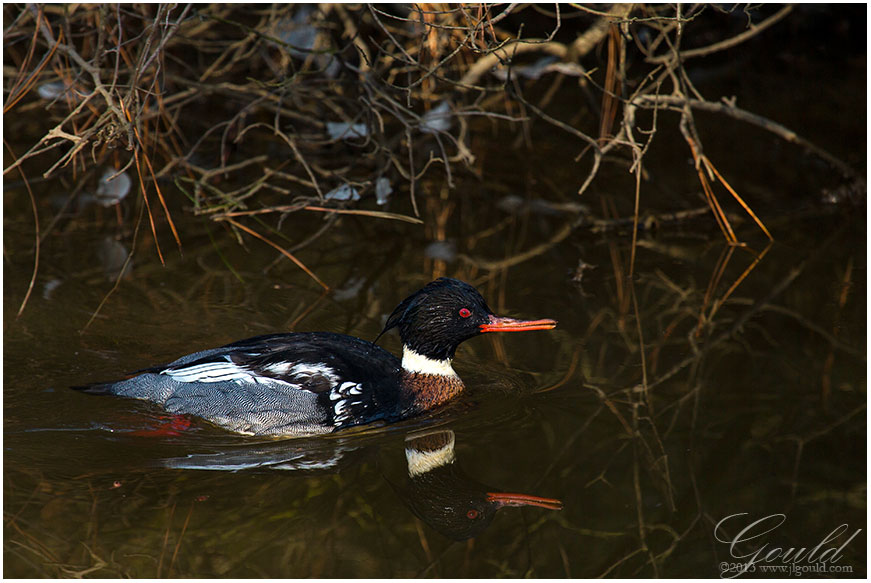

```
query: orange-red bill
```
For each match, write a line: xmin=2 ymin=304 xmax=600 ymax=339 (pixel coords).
xmin=479 ymin=315 xmax=557 ymax=333
xmin=486 ymin=491 xmax=563 ymax=510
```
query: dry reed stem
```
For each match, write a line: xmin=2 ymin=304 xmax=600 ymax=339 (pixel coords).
xmin=701 ymin=155 xmax=773 ymax=241
xmin=219 ymin=217 xmax=329 ymax=290
xmin=5 ymin=141 xmax=40 ymax=318
xmin=707 ymin=242 xmax=773 ymax=322
xmin=81 ymin=200 xmax=143 ymax=332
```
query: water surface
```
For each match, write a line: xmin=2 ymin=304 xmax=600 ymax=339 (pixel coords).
xmin=3 ymin=28 xmax=866 ymax=579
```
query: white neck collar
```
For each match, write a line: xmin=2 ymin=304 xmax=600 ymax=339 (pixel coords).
xmin=401 ymin=346 xmax=458 ymax=378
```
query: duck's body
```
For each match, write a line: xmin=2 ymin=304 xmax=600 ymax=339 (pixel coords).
xmin=75 ymin=278 xmax=556 ymax=436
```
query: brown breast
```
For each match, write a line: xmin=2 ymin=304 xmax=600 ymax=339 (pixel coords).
xmin=400 ymin=370 xmax=465 ymax=412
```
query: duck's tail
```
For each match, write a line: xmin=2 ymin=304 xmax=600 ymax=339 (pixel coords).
xmin=70 ymin=382 xmax=119 ymax=395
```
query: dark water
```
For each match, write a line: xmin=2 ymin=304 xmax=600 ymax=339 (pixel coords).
xmin=4 ymin=45 xmax=866 ymax=583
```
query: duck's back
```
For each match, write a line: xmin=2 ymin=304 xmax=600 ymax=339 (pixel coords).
xmin=78 ymin=332 xmax=403 ymax=436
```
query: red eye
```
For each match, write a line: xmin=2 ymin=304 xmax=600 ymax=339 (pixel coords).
xmin=459 ymin=308 xmax=471 ymax=318
xmin=467 ymin=509 xmax=479 ymax=519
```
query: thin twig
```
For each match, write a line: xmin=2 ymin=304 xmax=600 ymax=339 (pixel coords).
xmin=218 ymin=217 xmax=329 ymax=290
xmin=5 ymin=141 xmax=40 ymax=318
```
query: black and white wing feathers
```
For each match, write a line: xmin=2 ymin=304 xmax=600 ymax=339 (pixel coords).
xmin=127 ymin=332 xmax=403 ymax=435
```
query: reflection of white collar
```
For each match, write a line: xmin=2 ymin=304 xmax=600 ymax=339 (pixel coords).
xmin=405 ymin=433 xmax=457 ymax=477
xmin=401 ymin=346 xmax=458 ymax=378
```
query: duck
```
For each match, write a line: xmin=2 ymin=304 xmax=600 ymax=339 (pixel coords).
xmin=74 ymin=278 xmax=556 ymax=437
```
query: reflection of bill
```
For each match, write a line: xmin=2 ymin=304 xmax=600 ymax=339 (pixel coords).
xmin=398 ymin=429 xmax=562 ymax=541
xmin=713 ymin=512 xmax=860 ymax=578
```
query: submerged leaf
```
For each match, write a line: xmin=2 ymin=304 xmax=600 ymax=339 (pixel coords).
xmin=271 ymin=6 xmax=316 ymax=56
xmin=324 ymin=184 xmax=360 ymax=202
xmin=424 ymin=240 xmax=457 ymax=262
xmin=491 ymin=56 xmax=560 ymax=81
xmin=37 ymin=81 xmax=78 ymax=102
xmin=95 ymin=168 xmax=131 ymax=207
xmin=42 ymin=278 xmax=63 ymax=300
xmin=420 ymin=101 xmax=452 ymax=134
xmin=97 ymin=237 xmax=133 ymax=280
xmin=270 ymin=7 xmax=340 ymax=77
xmin=375 ymin=177 xmax=392 ymax=205
xmin=326 ymin=122 xmax=368 ymax=140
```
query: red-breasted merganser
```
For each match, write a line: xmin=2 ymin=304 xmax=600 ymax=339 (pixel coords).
xmin=74 ymin=278 xmax=556 ymax=437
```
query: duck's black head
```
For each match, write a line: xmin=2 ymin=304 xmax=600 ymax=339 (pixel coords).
xmin=378 ymin=278 xmax=556 ymax=362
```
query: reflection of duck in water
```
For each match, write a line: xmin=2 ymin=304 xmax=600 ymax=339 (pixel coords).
xmin=75 ymin=278 xmax=556 ymax=436
xmin=160 ymin=436 xmax=359 ymax=472
xmin=398 ymin=430 xmax=562 ymax=540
